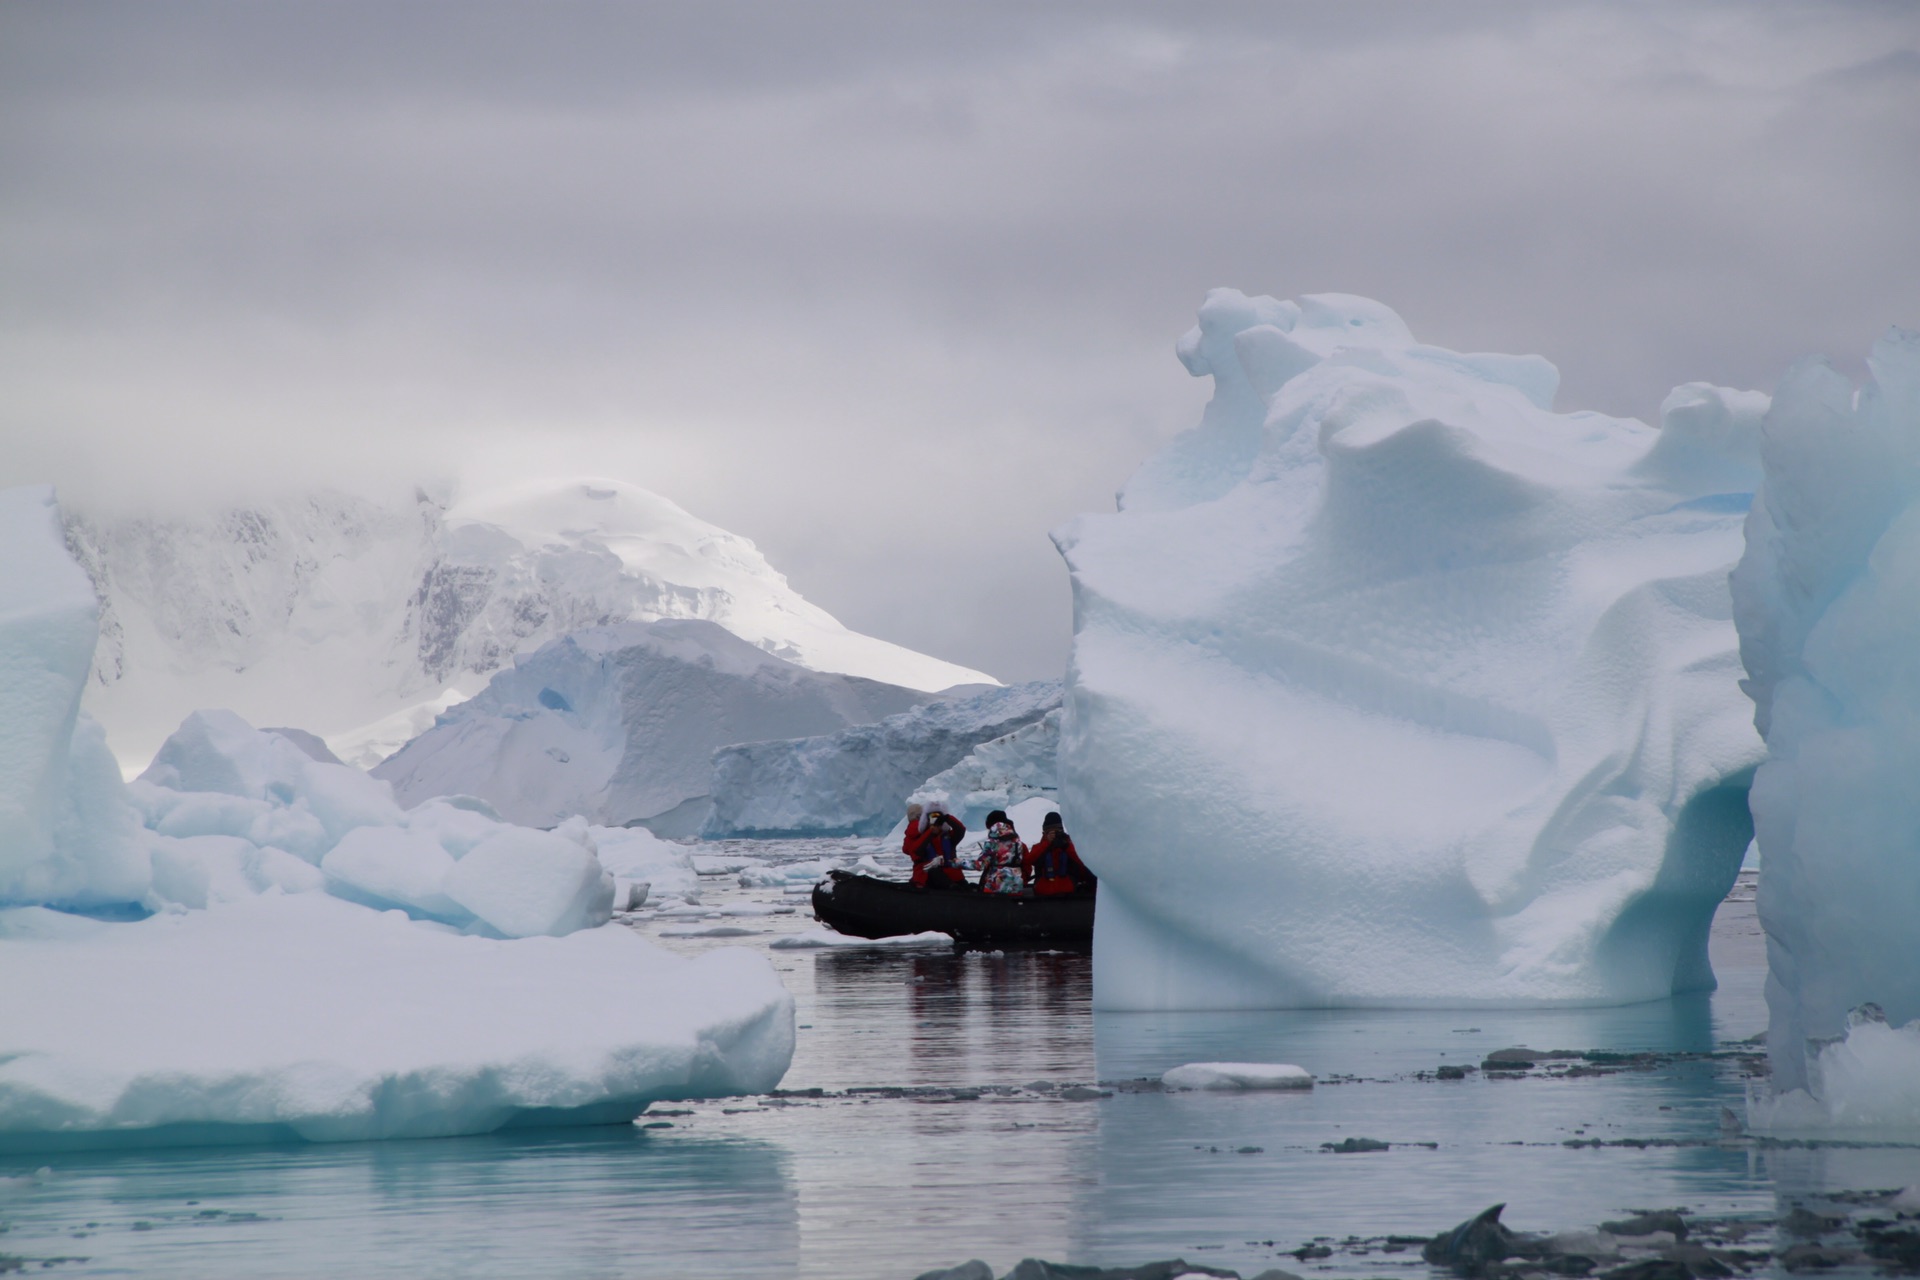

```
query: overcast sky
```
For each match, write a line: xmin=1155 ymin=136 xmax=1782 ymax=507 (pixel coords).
xmin=3 ymin=2 xmax=1916 ymax=682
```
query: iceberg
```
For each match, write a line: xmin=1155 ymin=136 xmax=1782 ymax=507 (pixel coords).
xmin=0 ymin=893 xmax=793 ymax=1150
xmin=1 ymin=485 xmax=793 ymax=1149
xmin=0 ymin=486 xmax=149 ymax=909
xmin=1056 ymin=290 xmax=1766 ymax=1010
xmin=372 ymin=618 xmax=930 ymax=833
xmin=1730 ymin=326 xmax=1920 ymax=1132
xmin=907 ymin=707 xmax=1061 ymax=831
xmin=702 ymin=681 xmax=1061 ymax=838
xmin=66 ymin=478 xmax=996 ymax=770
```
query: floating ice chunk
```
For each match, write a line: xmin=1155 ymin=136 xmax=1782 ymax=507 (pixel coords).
xmin=0 ymin=893 xmax=794 ymax=1149
xmin=769 ymin=928 xmax=951 ymax=950
xmin=1058 ymin=291 xmax=1767 ymax=1009
xmin=1749 ymin=1007 xmax=1920 ymax=1135
xmin=659 ymin=924 xmax=763 ymax=938
xmin=444 ymin=828 xmax=614 ymax=939
xmin=1161 ymin=1062 xmax=1313 ymax=1091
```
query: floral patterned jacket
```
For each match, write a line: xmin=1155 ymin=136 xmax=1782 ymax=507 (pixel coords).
xmin=974 ymin=822 xmax=1029 ymax=895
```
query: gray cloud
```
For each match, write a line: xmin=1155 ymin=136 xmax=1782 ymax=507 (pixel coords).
xmin=3 ymin=1 xmax=1915 ymax=682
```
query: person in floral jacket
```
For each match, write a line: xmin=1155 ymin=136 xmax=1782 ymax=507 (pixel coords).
xmin=973 ymin=808 xmax=1029 ymax=895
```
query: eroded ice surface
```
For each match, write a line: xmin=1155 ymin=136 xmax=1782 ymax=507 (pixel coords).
xmin=1732 ymin=326 xmax=1920 ymax=1133
xmin=1056 ymin=291 xmax=1768 ymax=1010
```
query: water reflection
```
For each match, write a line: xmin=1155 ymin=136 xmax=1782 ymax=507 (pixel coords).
xmin=0 ymin=1126 xmax=798 ymax=1279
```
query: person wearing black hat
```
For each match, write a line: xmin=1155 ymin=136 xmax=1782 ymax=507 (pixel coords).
xmin=1023 ymin=810 xmax=1095 ymax=896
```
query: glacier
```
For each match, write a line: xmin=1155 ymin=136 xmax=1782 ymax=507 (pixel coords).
xmin=907 ymin=707 xmax=1062 ymax=832
xmin=1 ymin=486 xmax=794 ymax=1148
xmin=1731 ymin=326 xmax=1920 ymax=1133
xmin=372 ymin=618 xmax=930 ymax=833
xmin=66 ymin=477 xmax=995 ymax=771
xmin=701 ymin=680 xmax=1061 ymax=838
xmin=1056 ymin=290 xmax=1767 ymax=1010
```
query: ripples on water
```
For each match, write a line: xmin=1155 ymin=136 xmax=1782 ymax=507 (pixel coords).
xmin=4 ymin=856 xmax=1914 ymax=1279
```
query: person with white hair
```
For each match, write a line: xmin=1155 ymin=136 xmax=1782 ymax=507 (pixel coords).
xmin=902 ymin=799 xmax=968 ymax=890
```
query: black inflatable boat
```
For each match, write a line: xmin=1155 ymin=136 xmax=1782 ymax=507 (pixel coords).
xmin=810 ymin=870 xmax=1095 ymax=947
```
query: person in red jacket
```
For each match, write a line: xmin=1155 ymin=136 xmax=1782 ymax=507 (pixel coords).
xmin=1023 ymin=811 xmax=1094 ymax=896
xmin=903 ymin=800 xmax=968 ymax=890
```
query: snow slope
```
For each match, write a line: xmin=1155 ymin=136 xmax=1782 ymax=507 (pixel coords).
xmin=372 ymin=618 xmax=930 ymax=832
xmin=702 ymin=681 xmax=1061 ymax=838
xmin=67 ymin=478 xmax=995 ymax=770
xmin=1732 ymin=326 xmax=1920 ymax=1133
xmin=1057 ymin=290 xmax=1767 ymax=1010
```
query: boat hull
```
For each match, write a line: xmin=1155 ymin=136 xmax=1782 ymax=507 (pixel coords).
xmin=810 ymin=871 xmax=1094 ymax=947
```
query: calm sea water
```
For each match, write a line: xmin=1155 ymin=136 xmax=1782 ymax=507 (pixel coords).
xmin=4 ymin=850 xmax=1914 ymax=1279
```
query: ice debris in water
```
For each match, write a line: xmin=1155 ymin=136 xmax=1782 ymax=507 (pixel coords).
xmin=1055 ymin=290 xmax=1768 ymax=1009
xmin=1161 ymin=1062 xmax=1313 ymax=1091
xmin=1729 ymin=326 xmax=1920 ymax=1134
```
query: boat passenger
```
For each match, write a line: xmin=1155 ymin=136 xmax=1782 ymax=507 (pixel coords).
xmin=1023 ymin=811 xmax=1094 ymax=896
xmin=903 ymin=800 xmax=968 ymax=890
xmin=973 ymin=808 xmax=1029 ymax=895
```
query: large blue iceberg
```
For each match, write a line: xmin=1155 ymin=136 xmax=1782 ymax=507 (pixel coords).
xmin=1733 ymin=326 xmax=1920 ymax=1133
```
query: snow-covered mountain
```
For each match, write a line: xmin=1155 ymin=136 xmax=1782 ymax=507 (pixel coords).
xmin=67 ymin=478 xmax=996 ymax=770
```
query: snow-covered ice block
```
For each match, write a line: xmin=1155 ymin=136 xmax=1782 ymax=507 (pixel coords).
xmin=141 ymin=709 xmax=404 ymax=849
xmin=592 ymin=825 xmax=698 ymax=901
xmin=373 ymin=618 xmax=929 ymax=832
xmin=0 ymin=893 xmax=794 ymax=1150
xmin=150 ymin=833 xmax=325 ymax=908
xmin=444 ymin=828 xmax=614 ymax=939
xmin=0 ymin=487 xmax=150 ymax=909
xmin=1057 ymin=291 xmax=1768 ymax=1009
xmin=704 ymin=681 xmax=1061 ymax=838
xmin=320 ymin=826 xmax=467 ymax=922
xmin=1161 ymin=1062 xmax=1313 ymax=1091
xmin=1731 ymin=326 xmax=1920 ymax=1131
